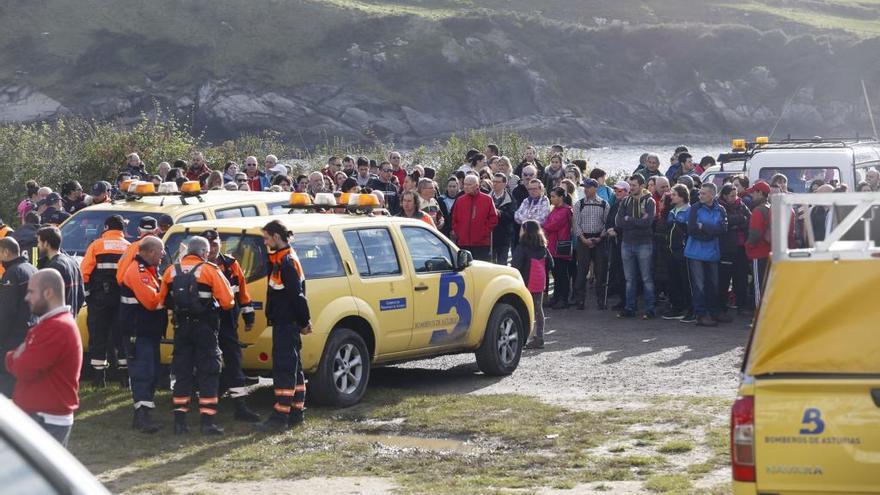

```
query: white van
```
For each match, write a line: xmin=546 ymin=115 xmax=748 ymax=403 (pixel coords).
xmin=702 ymin=137 xmax=880 ymax=191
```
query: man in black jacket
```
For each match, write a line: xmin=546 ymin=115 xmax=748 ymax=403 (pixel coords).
xmin=36 ymin=226 xmax=85 ymax=317
xmin=0 ymin=237 xmax=37 ymax=395
xmin=490 ymin=173 xmax=516 ymax=265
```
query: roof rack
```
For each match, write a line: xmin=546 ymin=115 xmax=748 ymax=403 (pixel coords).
xmin=772 ymin=192 xmax=880 ymax=262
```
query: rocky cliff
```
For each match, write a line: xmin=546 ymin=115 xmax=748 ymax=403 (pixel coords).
xmin=2 ymin=1 xmax=879 ymax=145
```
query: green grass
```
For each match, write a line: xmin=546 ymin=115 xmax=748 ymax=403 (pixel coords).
xmin=644 ymin=474 xmax=694 ymax=493
xmin=658 ymin=439 xmax=695 ymax=454
xmin=69 ymin=386 xmax=732 ymax=494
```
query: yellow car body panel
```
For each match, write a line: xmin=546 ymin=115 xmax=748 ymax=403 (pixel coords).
xmin=128 ymin=214 xmax=532 ymax=380
xmin=736 ymin=259 xmax=880 ymax=494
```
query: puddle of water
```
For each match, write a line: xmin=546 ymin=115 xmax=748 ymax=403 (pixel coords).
xmin=345 ymin=434 xmax=474 ymax=453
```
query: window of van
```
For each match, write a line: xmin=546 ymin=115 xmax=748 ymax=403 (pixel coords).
xmin=758 ymin=168 xmax=840 ymax=193
xmin=215 ymin=206 xmax=258 ymax=219
xmin=162 ymin=232 xmax=268 ymax=283
xmin=291 ymin=232 xmax=345 ymax=279
xmin=401 ymin=226 xmax=454 ymax=273
xmin=343 ymin=228 xmax=401 ymax=277
xmin=178 ymin=213 xmax=206 ymax=223
xmin=60 ymin=210 xmax=149 ymax=256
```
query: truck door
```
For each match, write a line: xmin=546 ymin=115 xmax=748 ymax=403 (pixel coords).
xmin=398 ymin=225 xmax=474 ymax=351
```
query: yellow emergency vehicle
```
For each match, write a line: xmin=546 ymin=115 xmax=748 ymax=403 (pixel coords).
xmin=732 ymin=191 xmax=880 ymax=494
xmin=158 ymin=193 xmax=534 ymax=406
xmin=70 ymin=182 xmax=289 ymax=350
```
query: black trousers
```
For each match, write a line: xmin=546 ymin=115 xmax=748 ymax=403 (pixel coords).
xmin=462 ymin=246 xmax=491 ymax=262
xmin=87 ymin=293 xmax=123 ymax=370
xmin=218 ymin=308 xmax=247 ymax=395
xmin=492 ymin=238 xmax=511 ymax=265
xmin=171 ymin=316 xmax=222 ymax=416
xmin=550 ymin=257 xmax=571 ymax=302
xmin=667 ymin=252 xmax=692 ymax=313
xmin=718 ymin=248 xmax=749 ymax=311
xmin=272 ymin=323 xmax=306 ymax=416
xmin=574 ymin=240 xmax=607 ymax=303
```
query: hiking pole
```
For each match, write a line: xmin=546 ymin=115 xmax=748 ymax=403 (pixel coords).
xmin=603 ymin=236 xmax=615 ymax=308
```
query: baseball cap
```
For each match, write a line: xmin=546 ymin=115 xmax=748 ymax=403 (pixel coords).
xmin=157 ymin=214 xmax=174 ymax=229
xmin=581 ymin=178 xmax=599 ymax=188
xmin=92 ymin=181 xmax=110 ymax=195
xmin=41 ymin=192 xmax=62 ymax=205
xmin=200 ymin=229 xmax=221 ymax=243
xmin=745 ymin=180 xmax=771 ymax=195
xmin=613 ymin=180 xmax=630 ymax=192
xmin=270 ymin=163 xmax=288 ymax=175
xmin=138 ymin=216 xmax=158 ymax=231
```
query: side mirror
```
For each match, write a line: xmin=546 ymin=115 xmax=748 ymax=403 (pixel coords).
xmin=456 ymin=249 xmax=473 ymax=271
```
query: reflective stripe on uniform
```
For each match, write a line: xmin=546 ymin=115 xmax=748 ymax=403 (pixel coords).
xmin=120 ymin=296 xmax=139 ymax=305
xmin=231 ymin=285 xmax=240 ymax=294
xmin=198 ymin=291 xmax=213 ymax=298
xmin=90 ymin=359 xmax=108 ymax=369
xmin=172 ymin=397 xmax=190 ymax=405
xmin=269 ymin=281 xmax=285 ymax=290
xmin=274 ymin=403 xmax=292 ymax=414
xmin=96 ymin=262 xmax=118 ymax=269
xmin=199 ymin=408 xmax=217 ymax=415
xmin=134 ymin=401 xmax=155 ymax=409
xmin=240 ymin=306 xmax=254 ymax=314
xmin=275 ymin=389 xmax=295 ymax=397
xmin=227 ymin=386 xmax=248 ymax=398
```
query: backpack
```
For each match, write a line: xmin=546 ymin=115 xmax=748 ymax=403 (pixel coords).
xmin=171 ymin=262 xmax=208 ymax=316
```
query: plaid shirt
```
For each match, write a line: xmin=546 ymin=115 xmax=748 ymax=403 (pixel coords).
xmin=573 ymin=196 xmax=608 ymax=238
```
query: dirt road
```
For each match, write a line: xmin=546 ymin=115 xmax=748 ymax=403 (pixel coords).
xmin=380 ymin=306 xmax=748 ymax=406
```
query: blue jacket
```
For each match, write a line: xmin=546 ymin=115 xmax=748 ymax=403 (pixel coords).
xmin=684 ymin=200 xmax=727 ymax=262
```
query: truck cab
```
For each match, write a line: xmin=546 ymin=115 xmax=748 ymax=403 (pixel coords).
xmin=732 ymin=191 xmax=880 ymax=494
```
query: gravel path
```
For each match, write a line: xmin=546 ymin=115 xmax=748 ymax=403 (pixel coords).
xmin=373 ymin=306 xmax=749 ymax=405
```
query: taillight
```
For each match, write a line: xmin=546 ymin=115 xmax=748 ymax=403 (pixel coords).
xmin=731 ymin=395 xmax=756 ymax=482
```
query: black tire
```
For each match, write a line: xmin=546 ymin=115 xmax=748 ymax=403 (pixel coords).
xmin=475 ymin=303 xmax=524 ymax=376
xmin=310 ymin=328 xmax=371 ymax=407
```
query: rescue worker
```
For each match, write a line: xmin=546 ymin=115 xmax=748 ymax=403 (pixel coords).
xmin=36 ymin=226 xmax=85 ymax=316
xmin=256 ymin=219 xmax=312 ymax=431
xmin=39 ymin=192 xmax=71 ymax=226
xmin=120 ymin=236 xmax=166 ymax=433
xmin=0 ymin=218 xmax=12 ymax=279
xmin=81 ymin=214 xmax=130 ymax=387
xmin=158 ymin=236 xmax=234 ymax=435
xmin=116 ymin=216 xmax=160 ymax=285
xmin=200 ymin=229 xmax=260 ymax=422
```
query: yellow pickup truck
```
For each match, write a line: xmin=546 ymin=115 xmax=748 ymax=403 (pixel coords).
xmin=731 ymin=192 xmax=880 ymax=494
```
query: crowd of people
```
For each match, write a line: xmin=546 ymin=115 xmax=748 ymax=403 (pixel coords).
xmin=0 ymin=141 xmax=864 ymax=444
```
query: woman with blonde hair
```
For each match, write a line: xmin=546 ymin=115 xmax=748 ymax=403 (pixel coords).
xmin=205 ymin=170 xmax=224 ymax=190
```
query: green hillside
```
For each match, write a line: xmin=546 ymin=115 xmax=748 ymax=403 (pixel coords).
xmin=1 ymin=0 xmax=878 ymax=144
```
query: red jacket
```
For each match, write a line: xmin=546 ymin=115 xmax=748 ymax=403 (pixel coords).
xmin=451 ymin=191 xmax=499 ymax=247
xmin=543 ymin=205 xmax=573 ymax=259
xmin=5 ymin=308 xmax=82 ymax=416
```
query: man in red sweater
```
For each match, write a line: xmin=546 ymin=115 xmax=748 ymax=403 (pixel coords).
xmin=451 ymin=175 xmax=499 ymax=262
xmin=5 ymin=269 xmax=82 ymax=447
